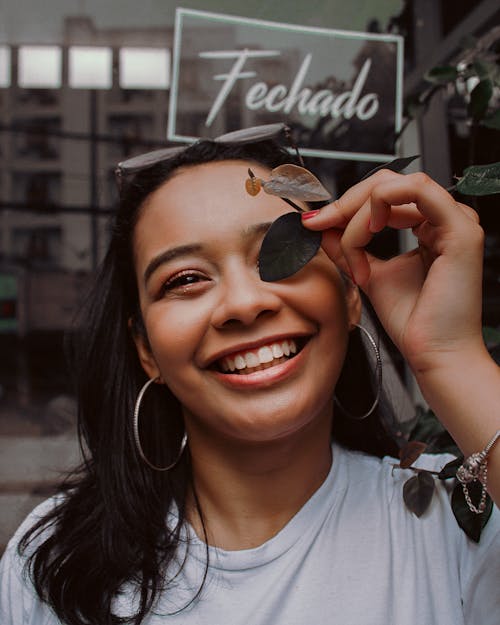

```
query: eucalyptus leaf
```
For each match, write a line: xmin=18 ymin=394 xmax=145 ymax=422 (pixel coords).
xmin=456 ymin=161 xmax=500 ymax=196
xmin=438 ymin=456 xmax=463 ymax=480
xmin=258 ymin=212 xmax=322 ymax=282
xmin=399 ymin=441 xmax=427 ymax=469
xmin=451 ymin=481 xmax=493 ymax=543
xmin=468 ymin=79 xmax=493 ymax=120
xmin=262 ymin=164 xmax=331 ymax=201
xmin=360 ymin=155 xmax=420 ymax=181
xmin=403 ymin=472 xmax=435 ymax=517
xmin=425 ymin=65 xmax=459 ymax=84
xmin=481 ymin=109 xmax=500 ymax=130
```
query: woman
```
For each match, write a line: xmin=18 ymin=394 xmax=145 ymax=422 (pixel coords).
xmin=1 ymin=126 xmax=499 ymax=625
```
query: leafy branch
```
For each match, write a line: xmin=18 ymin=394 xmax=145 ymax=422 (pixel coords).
xmin=394 ymin=434 xmax=493 ymax=543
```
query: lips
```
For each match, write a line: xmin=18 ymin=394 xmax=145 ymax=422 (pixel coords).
xmin=211 ymin=337 xmax=309 ymax=375
xmin=220 ymin=338 xmax=297 ymax=374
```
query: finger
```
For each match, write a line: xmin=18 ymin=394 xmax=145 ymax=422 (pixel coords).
xmin=338 ymin=199 xmax=374 ymax=286
xmin=456 ymin=201 xmax=480 ymax=224
xmin=372 ymin=202 xmax=425 ymax=231
xmin=302 ymin=169 xmax=402 ymax=230
xmin=320 ymin=229 xmax=351 ymax=277
xmin=371 ymin=173 xmax=470 ymax=230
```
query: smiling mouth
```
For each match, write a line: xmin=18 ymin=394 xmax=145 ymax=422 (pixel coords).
xmin=214 ymin=338 xmax=307 ymax=375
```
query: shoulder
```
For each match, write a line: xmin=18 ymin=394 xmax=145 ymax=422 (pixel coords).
xmin=0 ymin=495 xmax=64 ymax=625
xmin=5 ymin=494 xmax=64 ymax=557
xmin=336 ymin=443 xmax=488 ymax=529
xmin=337 ymin=443 xmax=500 ymax=549
xmin=337 ymin=443 xmax=457 ymax=495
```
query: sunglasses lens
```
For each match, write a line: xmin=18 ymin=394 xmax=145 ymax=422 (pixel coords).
xmin=118 ymin=146 xmax=186 ymax=174
xmin=215 ymin=123 xmax=287 ymax=145
xmin=116 ymin=123 xmax=291 ymax=186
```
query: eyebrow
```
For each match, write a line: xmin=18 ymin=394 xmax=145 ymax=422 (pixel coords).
xmin=142 ymin=221 xmax=273 ymax=286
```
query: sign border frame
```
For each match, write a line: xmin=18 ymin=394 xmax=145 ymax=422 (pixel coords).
xmin=168 ymin=7 xmax=404 ymax=162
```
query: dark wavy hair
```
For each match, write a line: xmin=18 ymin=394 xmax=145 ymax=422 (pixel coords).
xmin=19 ymin=138 xmax=398 ymax=625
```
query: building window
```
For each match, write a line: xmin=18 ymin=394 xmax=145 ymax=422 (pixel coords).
xmin=11 ymin=226 xmax=62 ymax=267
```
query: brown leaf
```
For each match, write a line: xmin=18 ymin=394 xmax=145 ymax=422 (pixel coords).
xmin=262 ymin=164 xmax=331 ymax=201
xmin=403 ymin=472 xmax=435 ymax=517
xmin=399 ymin=441 xmax=427 ymax=469
xmin=245 ymin=176 xmax=262 ymax=196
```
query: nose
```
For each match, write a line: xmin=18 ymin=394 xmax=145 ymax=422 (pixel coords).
xmin=211 ymin=262 xmax=282 ymax=328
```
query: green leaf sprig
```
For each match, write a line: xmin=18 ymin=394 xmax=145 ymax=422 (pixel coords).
xmin=395 ymin=411 xmax=493 ymax=542
xmin=454 ymin=161 xmax=500 ymax=196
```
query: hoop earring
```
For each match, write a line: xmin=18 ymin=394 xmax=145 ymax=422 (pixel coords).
xmin=133 ymin=377 xmax=187 ymax=471
xmin=334 ymin=323 xmax=382 ymax=420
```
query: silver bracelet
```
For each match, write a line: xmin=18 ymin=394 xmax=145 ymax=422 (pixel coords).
xmin=456 ymin=430 xmax=500 ymax=514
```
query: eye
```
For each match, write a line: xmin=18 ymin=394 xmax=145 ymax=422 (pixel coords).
xmin=160 ymin=270 xmax=209 ymax=295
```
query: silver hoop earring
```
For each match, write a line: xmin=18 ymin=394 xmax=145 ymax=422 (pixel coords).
xmin=133 ymin=377 xmax=187 ymax=471
xmin=334 ymin=323 xmax=382 ymax=420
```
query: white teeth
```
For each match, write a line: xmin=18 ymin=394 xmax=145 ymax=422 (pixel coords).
xmin=244 ymin=352 xmax=259 ymax=368
xmin=234 ymin=354 xmax=246 ymax=370
xmin=218 ymin=339 xmax=300 ymax=372
xmin=258 ymin=346 xmax=274 ymax=363
xmin=272 ymin=343 xmax=283 ymax=358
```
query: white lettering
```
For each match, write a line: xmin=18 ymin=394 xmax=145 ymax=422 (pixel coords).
xmin=201 ymin=49 xmax=381 ymax=125
xmin=245 ymin=82 xmax=268 ymax=110
xmin=201 ymin=49 xmax=281 ymax=127
xmin=305 ymin=89 xmax=334 ymax=116
xmin=357 ymin=94 xmax=379 ymax=120
xmin=344 ymin=58 xmax=372 ymax=119
xmin=264 ymin=84 xmax=287 ymax=112
xmin=283 ymin=53 xmax=313 ymax=115
xmin=331 ymin=91 xmax=351 ymax=118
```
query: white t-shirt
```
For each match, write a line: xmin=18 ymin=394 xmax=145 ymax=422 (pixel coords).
xmin=1 ymin=444 xmax=499 ymax=625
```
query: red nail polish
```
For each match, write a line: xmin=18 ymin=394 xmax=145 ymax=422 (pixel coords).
xmin=301 ymin=209 xmax=321 ymax=220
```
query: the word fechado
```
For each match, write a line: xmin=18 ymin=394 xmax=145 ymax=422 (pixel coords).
xmin=200 ymin=49 xmax=380 ymax=127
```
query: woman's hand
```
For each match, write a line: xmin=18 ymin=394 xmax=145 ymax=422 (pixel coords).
xmin=301 ymin=169 xmax=485 ymax=375
xmin=303 ymin=168 xmax=500 ymax=504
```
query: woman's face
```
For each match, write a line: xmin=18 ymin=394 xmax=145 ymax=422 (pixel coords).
xmin=132 ymin=159 xmax=360 ymax=445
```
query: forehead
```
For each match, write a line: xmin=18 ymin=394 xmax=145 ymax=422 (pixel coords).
xmin=133 ymin=160 xmax=299 ymax=261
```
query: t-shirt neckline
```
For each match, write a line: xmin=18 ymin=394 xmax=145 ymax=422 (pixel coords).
xmin=183 ymin=443 xmax=347 ymax=571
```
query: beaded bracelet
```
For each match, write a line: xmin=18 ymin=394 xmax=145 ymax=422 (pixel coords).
xmin=456 ymin=430 xmax=500 ymax=514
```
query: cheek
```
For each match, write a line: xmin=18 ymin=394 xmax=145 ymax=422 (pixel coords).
xmin=300 ymin=266 xmax=349 ymax=328
xmin=143 ymin=302 xmax=210 ymax=371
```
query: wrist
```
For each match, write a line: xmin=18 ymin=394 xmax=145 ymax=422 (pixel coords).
xmin=408 ymin=339 xmax=489 ymax=381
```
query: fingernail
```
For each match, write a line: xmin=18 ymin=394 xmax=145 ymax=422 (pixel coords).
xmin=301 ymin=209 xmax=321 ymax=221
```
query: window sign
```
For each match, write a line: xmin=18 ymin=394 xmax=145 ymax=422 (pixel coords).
xmin=169 ymin=8 xmax=403 ymax=161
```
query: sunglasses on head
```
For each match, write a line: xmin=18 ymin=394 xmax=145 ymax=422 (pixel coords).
xmin=114 ymin=122 xmax=303 ymax=190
